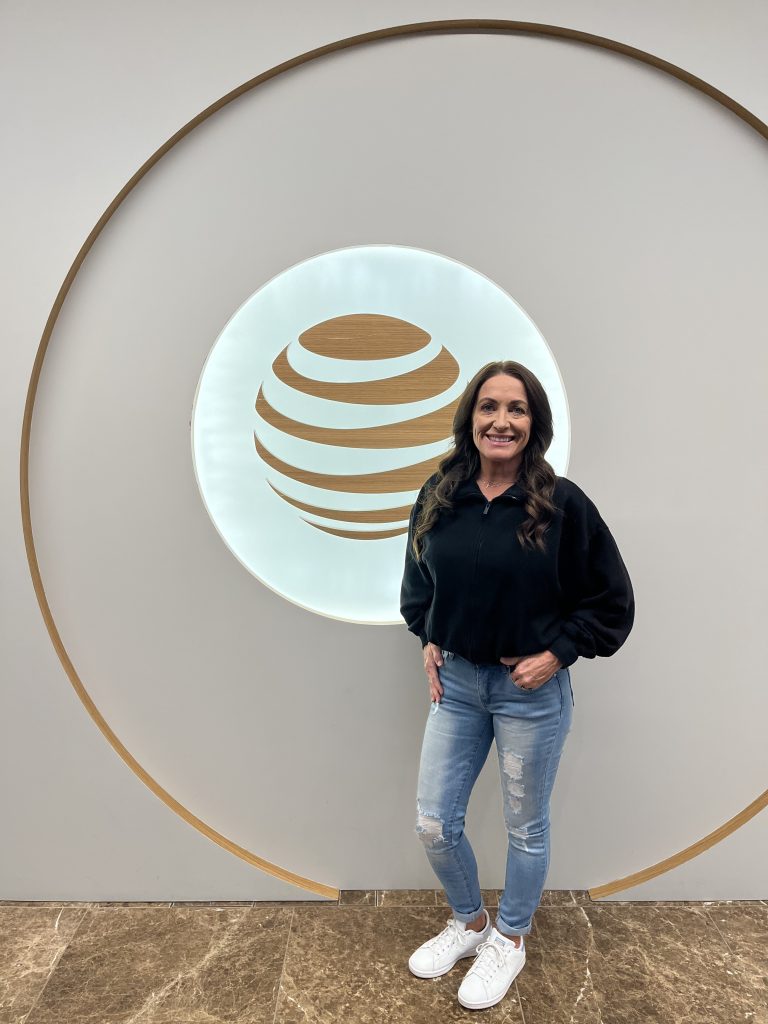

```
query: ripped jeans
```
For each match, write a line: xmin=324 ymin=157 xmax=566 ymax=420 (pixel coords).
xmin=415 ymin=650 xmax=573 ymax=936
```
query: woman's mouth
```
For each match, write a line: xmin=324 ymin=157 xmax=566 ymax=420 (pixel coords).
xmin=484 ymin=434 xmax=515 ymax=446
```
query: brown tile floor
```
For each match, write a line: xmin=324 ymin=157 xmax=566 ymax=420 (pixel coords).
xmin=0 ymin=893 xmax=765 ymax=1023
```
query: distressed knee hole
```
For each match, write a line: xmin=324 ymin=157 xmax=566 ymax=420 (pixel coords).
xmin=415 ymin=804 xmax=446 ymax=847
xmin=501 ymin=750 xmax=525 ymax=815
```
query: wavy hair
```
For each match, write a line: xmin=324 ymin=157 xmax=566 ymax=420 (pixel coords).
xmin=412 ymin=361 xmax=558 ymax=559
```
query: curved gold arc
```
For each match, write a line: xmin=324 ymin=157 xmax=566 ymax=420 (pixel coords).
xmin=20 ymin=20 xmax=768 ymax=900
xmin=257 ymin=387 xmax=458 ymax=448
xmin=298 ymin=313 xmax=430 ymax=360
xmin=254 ymin=434 xmax=442 ymax=492
xmin=271 ymin=346 xmax=460 ymax=404
xmin=305 ymin=521 xmax=408 ymax=541
xmin=589 ymin=787 xmax=768 ymax=899
xmin=17 ymin=490 xmax=337 ymax=899
xmin=268 ymin=481 xmax=413 ymax=524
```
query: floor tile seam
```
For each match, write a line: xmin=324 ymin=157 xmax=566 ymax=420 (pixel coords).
xmin=20 ymin=904 xmax=92 ymax=1024
xmin=514 ymin=979 xmax=527 ymax=1024
xmin=251 ymin=901 xmax=336 ymax=909
xmin=0 ymin=901 xmax=173 ymax=908
xmin=701 ymin=905 xmax=768 ymax=990
xmin=0 ymin=901 xmax=175 ymax=907
xmin=597 ymin=899 xmax=764 ymax=907
xmin=578 ymin=903 xmax=603 ymax=1024
xmin=535 ymin=904 xmax=592 ymax=911
xmin=169 ymin=901 xmax=255 ymax=907
xmin=374 ymin=891 xmax=428 ymax=905
xmin=719 ymin=946 xmax=768 ymax=996
xmin=272 ymin=907 xmax=295 ymax=1024
xmin=87 ymin=902 xmax=257 ymax=914
xmin=289 ymin=904 xmax=446 ymax=916
xmin=703 ymin=905 xmax=738 ymax=957
xmin=589 ymin=901 xmax=711 ymax=916
xmin=5 ymin=896 xmax=761 ymax=907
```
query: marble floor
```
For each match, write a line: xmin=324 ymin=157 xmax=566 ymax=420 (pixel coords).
xmin=1 ymin=891 xmax=765 ymax=1023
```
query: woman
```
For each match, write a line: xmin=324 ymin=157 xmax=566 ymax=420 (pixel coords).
xmin=400 ymin=361 xmax=634 ymax=1011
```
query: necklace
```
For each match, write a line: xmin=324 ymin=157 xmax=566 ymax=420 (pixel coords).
xmin=478 ymin=478 xmax=516 ymax=490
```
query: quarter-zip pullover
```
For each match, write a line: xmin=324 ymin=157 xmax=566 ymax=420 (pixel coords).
xmin=400 ymin=475 xmax=634 ymax=667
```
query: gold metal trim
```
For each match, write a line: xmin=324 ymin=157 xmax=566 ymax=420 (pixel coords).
xmin=20 ymin=20 xmax=768 ymax=901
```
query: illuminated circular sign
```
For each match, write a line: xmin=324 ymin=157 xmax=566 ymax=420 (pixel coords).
xmin=192 ymin=245 xmax=569 ymax=622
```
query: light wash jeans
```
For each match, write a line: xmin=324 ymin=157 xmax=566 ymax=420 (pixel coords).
xmin=415 ymin=650 xmax=573 ymax=936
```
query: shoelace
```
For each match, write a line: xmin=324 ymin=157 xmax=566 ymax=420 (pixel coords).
xmin=469 ymin=938 xmax=518 ymax=982
xmin=426 ymin=917 xmax=466 ymax=954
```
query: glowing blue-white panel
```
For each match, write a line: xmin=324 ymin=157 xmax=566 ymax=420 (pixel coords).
xmin=191 ymin=245 xmax=570 ymax=623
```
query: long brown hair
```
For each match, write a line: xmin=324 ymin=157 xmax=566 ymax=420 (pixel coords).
xmin=412 ymin=361 xmax=558 ymax=559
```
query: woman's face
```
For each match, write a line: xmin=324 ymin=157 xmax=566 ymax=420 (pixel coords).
xmin=471 ymin=374 xmax=532 ymax=470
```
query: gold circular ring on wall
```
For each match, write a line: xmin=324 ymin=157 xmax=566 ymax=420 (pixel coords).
xmin=20 ymin=20 xmax=768 ymax=901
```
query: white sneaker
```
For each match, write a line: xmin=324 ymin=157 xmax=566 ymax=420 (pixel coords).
xmin=408 ymin=910 xmax=491 ymax=979
xmin=457 ymin=928 xmax=526 ymax=1009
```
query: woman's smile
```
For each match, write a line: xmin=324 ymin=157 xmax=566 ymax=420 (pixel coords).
xmin=483 ymin=433 xmax=517 ymax=446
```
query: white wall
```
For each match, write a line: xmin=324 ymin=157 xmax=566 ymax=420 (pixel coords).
xmin=2 ymin=0 xmax=766 ymax=900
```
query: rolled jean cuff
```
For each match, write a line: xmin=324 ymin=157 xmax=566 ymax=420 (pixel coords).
xmin=496 ymin=912 xmax=533 ymax=937
xmin=451 ymin=903 xmax=485 ymax=925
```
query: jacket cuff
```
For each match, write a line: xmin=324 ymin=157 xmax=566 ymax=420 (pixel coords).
xmin=419 ymin=630 xmax=430 ymax=647
xmin=548 ymin=635 xmax=579 ymax=668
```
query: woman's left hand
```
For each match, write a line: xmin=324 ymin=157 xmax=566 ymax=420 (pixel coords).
xmin=500 ymin=650 xmax=563 ymax=690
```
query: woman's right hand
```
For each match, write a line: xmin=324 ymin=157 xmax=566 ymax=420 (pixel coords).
xmin=423 ymin=642 xmax=444 ymax=703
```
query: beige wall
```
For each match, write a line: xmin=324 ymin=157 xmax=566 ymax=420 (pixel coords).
xmin=2 ymin=0 xmax=767 ymax=900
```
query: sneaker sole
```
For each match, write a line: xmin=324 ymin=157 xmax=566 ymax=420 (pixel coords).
xmin=408 ymin=948 xmax=481 ymax=979
xmin=457 ymin=955 xmax=525 ymax=1009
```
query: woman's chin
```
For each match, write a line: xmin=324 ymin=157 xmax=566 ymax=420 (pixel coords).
xmin=483 ymin=449 xmax=517 ymax=462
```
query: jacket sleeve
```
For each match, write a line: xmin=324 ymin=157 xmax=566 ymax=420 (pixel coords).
xmin=399 ymin=487 xmax=434 ymax=647
xmin=549 ymin=502 xmax=635 ymax=668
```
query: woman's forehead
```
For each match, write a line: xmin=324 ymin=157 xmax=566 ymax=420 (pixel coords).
xmin=476 ymin=374 xmax=527 ymax=402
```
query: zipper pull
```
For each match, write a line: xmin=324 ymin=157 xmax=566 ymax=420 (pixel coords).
xmin=483 ymin=502 xmax=491 ymax=516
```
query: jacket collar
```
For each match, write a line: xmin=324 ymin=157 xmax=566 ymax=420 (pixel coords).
xmin=453 ymin=477 xmax=526 ymax=503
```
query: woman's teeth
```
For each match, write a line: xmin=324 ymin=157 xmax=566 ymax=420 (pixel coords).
xmin=486 ymin=435 xmax=513 ymax=443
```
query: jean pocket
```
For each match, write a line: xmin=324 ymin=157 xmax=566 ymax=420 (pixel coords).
xmin=440 ymin=649 xmax=454 ymax=661
xmin=506 ymin=667 xmax=531 ymax=692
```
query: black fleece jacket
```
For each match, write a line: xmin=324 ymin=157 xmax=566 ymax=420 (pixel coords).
xmin=400 ymin=475 xmax=634 ymax=667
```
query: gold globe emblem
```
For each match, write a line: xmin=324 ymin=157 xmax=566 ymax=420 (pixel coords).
xmin=254 ymin=314 xmax=460 ymax=538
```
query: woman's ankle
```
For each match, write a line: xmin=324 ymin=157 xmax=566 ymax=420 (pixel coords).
xmin=465 ymin=909 xmax=488 ymax=933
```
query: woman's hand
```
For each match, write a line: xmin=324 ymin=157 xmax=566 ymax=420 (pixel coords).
xmin=500 ymin=650 xmax=562 ymax=691
xmin=423 ymin=642 xmax=444 ymax=703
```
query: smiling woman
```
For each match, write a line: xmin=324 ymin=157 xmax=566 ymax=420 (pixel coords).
xmin=401 ymin=359 xmax=635 ymax=1009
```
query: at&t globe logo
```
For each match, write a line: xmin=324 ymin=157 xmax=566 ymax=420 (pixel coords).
xmin=192 ymin=246 xmax=569 ymax=623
